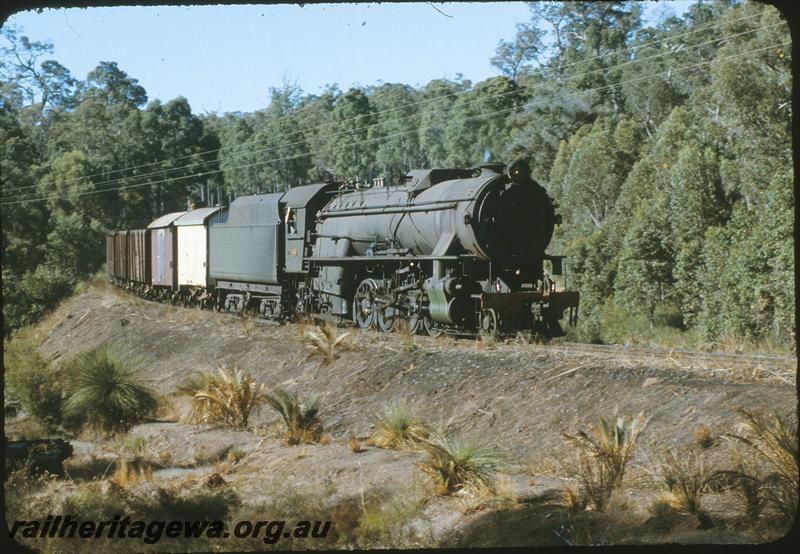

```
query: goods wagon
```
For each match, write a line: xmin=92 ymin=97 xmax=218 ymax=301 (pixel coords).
xmin=125 ymin=229 xmax=151 ymax=293
xmin=173 ymin=207 xmax=227 ymax=306
xmin=147 ymin=212 xmax=186 ymax=301
xmin=114 ymin=230 xmax=128 ymax=281
xmin=106 ymin=233 xmax=115 ymax=279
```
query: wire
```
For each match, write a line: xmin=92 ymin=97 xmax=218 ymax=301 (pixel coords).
xmin=7 ymin=9 xmax=775 ymax=195
xmin=5 ymin=20 xmax=785 ymax=202
xmin=3 ymin=41 xmax=789 ymax=206
xmin=1 ymin=41 xmax=788 ymax=207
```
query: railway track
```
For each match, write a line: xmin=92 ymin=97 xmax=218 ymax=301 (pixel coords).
xmin=529 ymin=341 xmax=796 ymax=380
xmin=132 ymin=287 xmax=797 ymax=380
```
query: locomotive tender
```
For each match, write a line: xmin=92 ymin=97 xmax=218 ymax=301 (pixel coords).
xmin=106 ymin=160 xmax=579 ymax=337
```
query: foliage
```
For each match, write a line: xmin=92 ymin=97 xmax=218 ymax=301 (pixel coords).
xmin=694 ymin=424 xmax=714 ymax=449
xmin=302 ymin=324 xmax=352 ymax=366
xmin=561 ymin=412 xmax=645 ymax=511
xmin=62 ymin=347 xmax=158 ymax=434
xmin=719 ymin=410 xmax=798 ymax=522
xmin=58 ymin=481 xmax=238 ymax=523
xmin=657 ymin=447 xmax=711 ymax=514
xmin=3 ymin=334 xmax=63 ymax=426
xmin=178 ymin=366 xmax=267 ymax=428
xmin=368 ymin=401 xmax=430 ymax=451
xmin=419 ymin=435 xmax=510 ymax=497
xmin=0 ymin=2 xmax=792 ymax=350
xmin=264 ymin=388 xmax=323 ymax=444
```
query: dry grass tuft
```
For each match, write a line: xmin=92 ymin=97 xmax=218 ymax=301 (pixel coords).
xmin=349 ymin=435 xmax=364 ymax=454
xmin=226 ymin=447 xmax=245 ymax=464
xmin=648 ymin=493 xmax=676 ymax=516
xmin=561 ymin=412 xmax=646 ymax=511
xmin=179 ymin=366 xmax=268 ymax=428
xmin=303 ymin=324 xmax=352 ymax=365
xmin=562 ymin=485 xmax=588 ymax=512
xmin=658 ymin=447 xmax=711 ymax=514
xmin=396 ymin=324 xmax=418 ymax=353
xmin=716 ymin=410 xmax=798 ymax=522
xmin=368 ymin=401 xmax=430 ymax=451
xmin=239 ymin=315 xmax=258 ymax=336
xmin=694 ymin=424 xmax=714 ymax=448
xmin=114 ymin=456 xmax=153 ymax=488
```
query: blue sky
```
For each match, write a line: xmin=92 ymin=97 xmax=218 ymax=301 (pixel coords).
xmin=5 ymin=2 xmax=693 ymax=114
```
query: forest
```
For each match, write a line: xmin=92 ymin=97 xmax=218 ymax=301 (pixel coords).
xmin=0 ymin=1 xmax=793 ymax=351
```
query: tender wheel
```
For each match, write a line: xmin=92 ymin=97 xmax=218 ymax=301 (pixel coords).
xmin=480 ymin=308 xmax=499 ymax=338
xmin=353 ymin=278 xmax=379 ymax=329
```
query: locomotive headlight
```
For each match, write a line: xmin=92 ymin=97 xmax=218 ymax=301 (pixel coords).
xmin=506 ymin=159 xmax=531 ymax=183
xmin=515 ymin=269 xmax=521 ymax=275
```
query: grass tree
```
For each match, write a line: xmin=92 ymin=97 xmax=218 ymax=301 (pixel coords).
xmin=561 ymin=412 xmax=646 ymax=511
xmin=63 ymin=347 xmax=158 ymax=434
xmin=368 ymin=401 xmax=430 ymax=451
xmin=265 ymin=389 xmax=323 ymax=445
xmin=419 ymin=435 xmax=510 ymax=497
xmin=179 ymin=366 xmax=267 ymax=428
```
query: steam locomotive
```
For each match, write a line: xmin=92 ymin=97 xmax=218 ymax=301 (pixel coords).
xmin=106 ymin=160 xmax=579 ymax=337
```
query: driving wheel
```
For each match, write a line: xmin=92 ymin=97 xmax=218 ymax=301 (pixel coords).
xmin=353 ymin=278 xmax=379 ymax=329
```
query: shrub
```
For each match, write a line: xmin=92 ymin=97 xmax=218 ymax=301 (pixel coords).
xmin=561 ymin=412 xmax=645 ymax=511
xmin=419 ymin=435 xmax=510 ymax=497
xmin=719 ymin=410 xmax=798 ymax=522
xmin=4 ymin=336 xmax=63 ymax=426
xmin=265 ymin=389 xmax=323 ymax=444
xmin=355 ymin=487 xmax=427 ymax=547
xmin=179 ymin=366 xmax=267 ymax=428
xmin=5 ymin=265 xmax=76 ymax=333
xmin=368 ymin=401 xmax=430 ymax=451
xmin=226 ymin=447 xmax=245 ymax=464
xmin=658 ymin=447 xmax=711 ymax=514
xmin=562 ymin=485 xmax=588 ymax=512
xmin=134 ymin=486 xmax=238 ymax=521
xmin=648 ymin=495 xmax=675 ymax=517
xmin=62 ymin=347 xmax=158 ymax=434
xmin=61 ymin=481 xmax=238 ymax=523
xmin=694 ymin=424 xmax=714 ymax=448
xmin=302 ymin=324 xmax=351 ymax=365
xmin=114 ymin=456 xmax=153 ymax=488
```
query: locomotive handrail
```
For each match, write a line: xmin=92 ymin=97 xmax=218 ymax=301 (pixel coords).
xmin=319 ymin=202 xmax=459 ymax=218
xmin=307 ymin=255 xmax=464 ymax=263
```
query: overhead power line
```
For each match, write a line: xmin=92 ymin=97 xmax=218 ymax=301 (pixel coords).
xmin=0 ymin=41 xmax=788 ymax=207
xmin=4 ymin=20 xmax=785 ymax=202
xmin=7 ymin=9 xmax=775 ymax=196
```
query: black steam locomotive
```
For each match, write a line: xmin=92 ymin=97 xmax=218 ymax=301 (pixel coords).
xmin=107 ymin=160 xmax=579 ymax=337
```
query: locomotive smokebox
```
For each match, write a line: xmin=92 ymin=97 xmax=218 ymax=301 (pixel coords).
xmin=470 ymin=166 xmax=555 ymax=261
xmin=505 ymin=159 xmax=531 ymax=182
